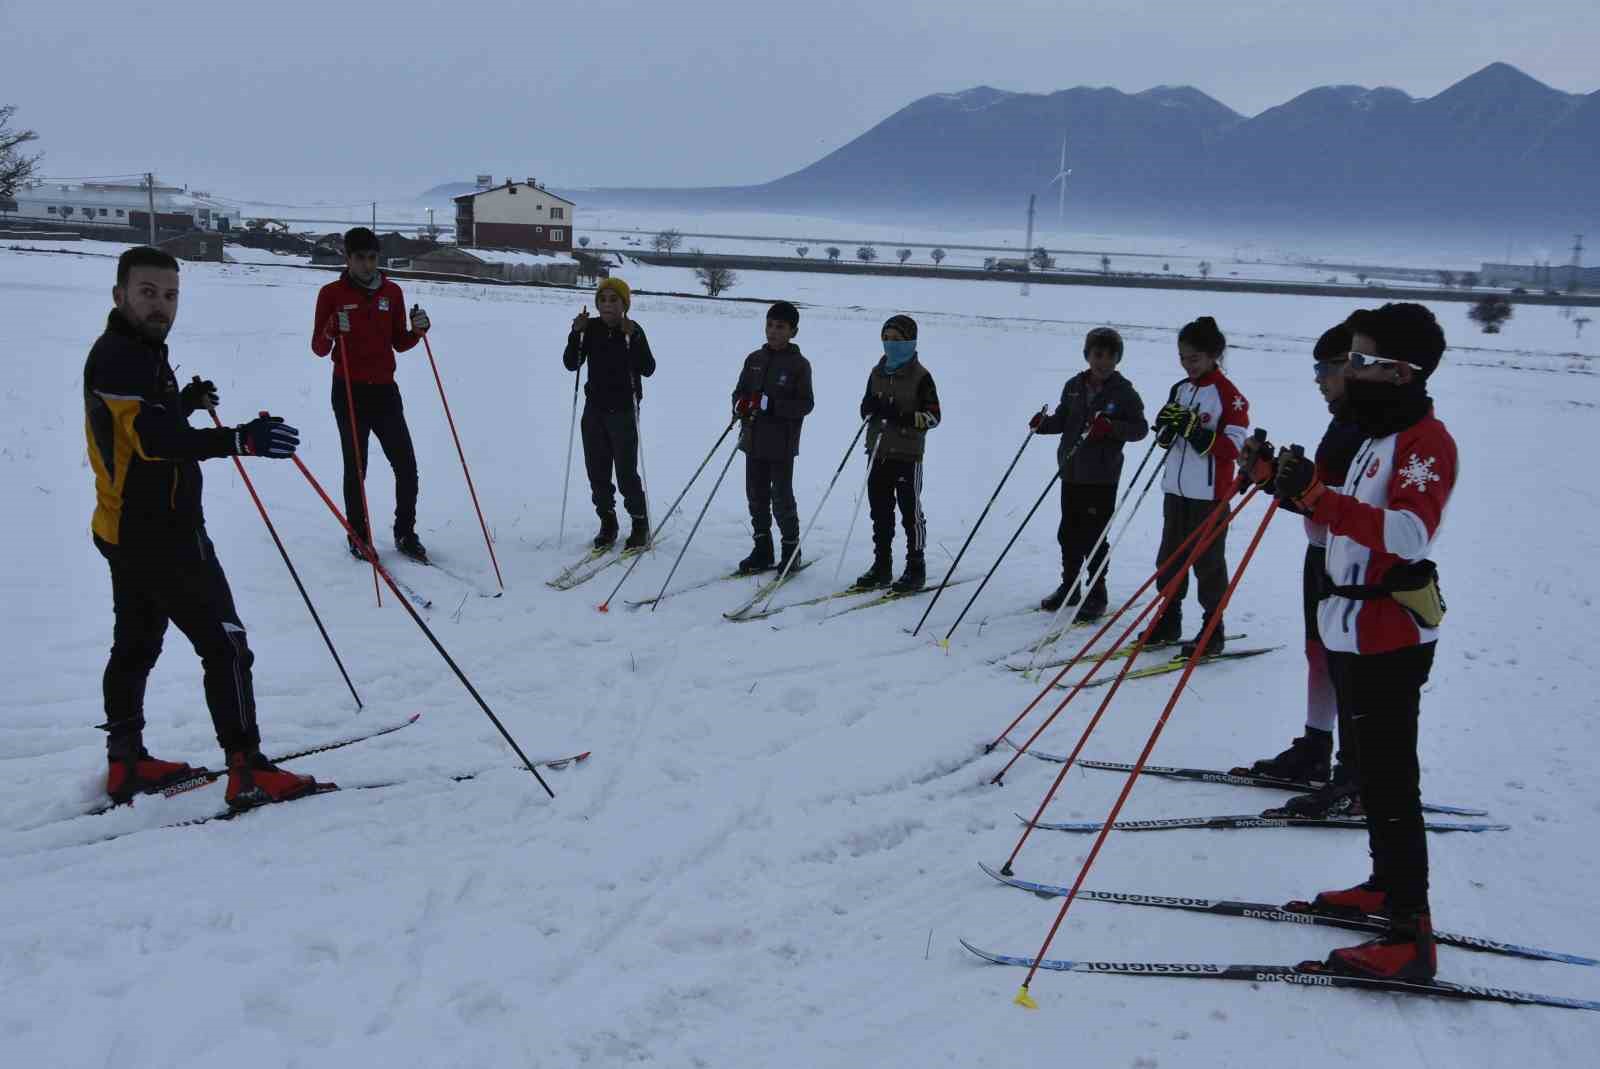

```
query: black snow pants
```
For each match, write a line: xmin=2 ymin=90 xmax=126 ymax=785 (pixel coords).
xmin=581 ymin=403 xmax=648 ymax=522
xmin=332 ymin=379 xmax=419 ymax=543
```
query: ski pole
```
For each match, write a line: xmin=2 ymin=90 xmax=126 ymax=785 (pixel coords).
xmin=558 ymin=367 xmax=579 ymax=547
xmin=819 ymin=431 xmax=885 ymax=618
xmin=912 ymin=409 xmax=1045 ymax=637
xmin=200 ymin=390 xmax=362 ymax=711
xmin=285 ymin=436 xmax=555 ymax=798
xmin=336 ymin=344 xmax=381 ymax=605
xmin=1008 ymin=496 xmax=1279 ymax=1007
xmin=634 ymin=394 xmax=652 ymax=531
xmin=753 ymin=417 xmax=870 ymax=616
xmin=649 ymin=435 xmax=741 ymax=611
xmin=419 ymin=329 xmax=504 ymax=590
xmin=937 ymin=424 xmax=1096 ymax=646
xmin=1021 ymin=437 xmax=1164 ymax=672
xmin=600 ymin=417 xmax=737 ymax=611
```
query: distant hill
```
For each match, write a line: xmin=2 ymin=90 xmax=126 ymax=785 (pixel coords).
xmin=551 ymin=63 xmax=1597 ymax=235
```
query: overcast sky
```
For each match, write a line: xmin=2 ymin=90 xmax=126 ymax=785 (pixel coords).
xmin=4 ymin=0 xmax=1595 ymax=204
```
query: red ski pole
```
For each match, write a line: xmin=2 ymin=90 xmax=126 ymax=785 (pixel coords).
xmin=418 ymin=326 xmax=504 ymax=591
xmin=1010 ymin=497 xmax=1280 ymax=1008
xmin=285 ymin=435 xmax=554 ymax=798
xmin=200 ymin=391 xmax=363 ymax=711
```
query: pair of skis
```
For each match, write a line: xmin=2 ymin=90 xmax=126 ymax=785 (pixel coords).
xmin=734 ymin=574 xmax=975 ymax=624
xmin=547 ymin=544 xmax=650 ymax=591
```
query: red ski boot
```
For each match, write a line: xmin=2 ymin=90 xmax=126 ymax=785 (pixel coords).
xmin=225 ymin=750 xmax=325 ymax=810
xmin=107 ymin=752 xmax=204 ymax=805
xmin=1284 ymin=879 xmax=1388 ymax=919
xmin=1322 ymin=913 xmax=1437 ymax=981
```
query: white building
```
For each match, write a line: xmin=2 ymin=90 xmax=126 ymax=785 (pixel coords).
xmin=4 ymin=179 xmax=240 ymax=233
xmin=454 ymin=178 xmax=574 ymax=254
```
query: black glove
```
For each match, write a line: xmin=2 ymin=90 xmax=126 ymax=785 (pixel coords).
xmin=1153 ymin=401 xmax=1184 ymax=448
xmin=181 ymin=378 xmax=219 ymax=415
xmin=1178 ymin=409 xmax=1216 ymax=455
xmin=409 ymin=304 xmax=430 ymax=335
xmin=1238 ymin=435 xmax=1276 ymax=496
xmin=1273 ymin=446 xmax=1327 ymax=511
xmin=234 ymin=415 xmax=300 ymax=459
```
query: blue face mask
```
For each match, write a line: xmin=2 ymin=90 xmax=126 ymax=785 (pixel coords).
xmin=883 ymin=340 xmax=916 ymax=369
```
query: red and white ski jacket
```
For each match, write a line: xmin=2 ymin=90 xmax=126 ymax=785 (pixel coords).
xmin=1313 ymin=414 xmax=1457 ymax=655
xmin=1160 ymin=369 xmax=1250 ymax=501
xmin=310 ymin=273 xmax=421 ymax=385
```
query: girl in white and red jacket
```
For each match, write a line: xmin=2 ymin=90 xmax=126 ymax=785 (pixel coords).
xmin=1273 ymin=302 xmax=1457 ymax=984
xmin=1148 ymin=317 xmax=1250 ymax=655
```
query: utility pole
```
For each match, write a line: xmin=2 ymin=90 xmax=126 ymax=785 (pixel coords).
xmin=371 ymin=201 xmax=377 ymax=231
xmin=145 ymin=172 xmax=156 ymax=245
xmin=1021 ymin=194 xmax=1036 ymax=298
xmin=1570 ymin=234 xmax=1585 ymax=294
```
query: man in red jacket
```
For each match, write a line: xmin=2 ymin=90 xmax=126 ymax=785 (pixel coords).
xmin=311 ymin=227 xmax=432 ymax=561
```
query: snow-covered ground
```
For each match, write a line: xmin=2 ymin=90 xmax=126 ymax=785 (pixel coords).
xmin=3 ymin=246 xmax=1598 ymax=1067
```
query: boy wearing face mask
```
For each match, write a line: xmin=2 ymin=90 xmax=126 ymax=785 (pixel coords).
xmin=856 ymin=315 xmax=941 ymax=593
xmin=1028 ymin=326 xmax=1148 ymax=618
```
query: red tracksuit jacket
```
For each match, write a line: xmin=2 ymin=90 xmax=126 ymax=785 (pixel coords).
xmin=311 ymin=273 xmax=420 ymax=384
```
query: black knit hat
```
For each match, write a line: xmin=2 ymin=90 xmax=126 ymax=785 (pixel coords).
xmin=343 ymin=226 xmax=380 ymax=254
xmin=882 ymin=314 xmax=918 ymax=340
xmin=1345 ymin=303 xmax=1445 ymax=378
xmin=1083 ymin=326 xmax=1123 ymax=360
xmin=767 ymin=301 xmax=800 ymax=331
xmin=1313 ymin=322 xmax=1353 ymax=363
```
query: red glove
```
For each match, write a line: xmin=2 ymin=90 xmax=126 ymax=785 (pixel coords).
xmin=1086 ymin=414 xmax=1114 ymax=441
xmin=734 ymin=392 xmax=764 ymax=418
xmin=1029 ymin=410 xmax=1046 ymax=430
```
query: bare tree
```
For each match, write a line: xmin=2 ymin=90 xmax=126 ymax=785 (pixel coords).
xmin=857 ymin=246 xmax=878 ymax=263
xmin=652 ymin=228 xmax=684 ymax=254
xmin=0 ymin=105 xmax=42 ymax=197
xmin=694 ymin=263 xmax=738 ymax=297
xmin=1459 ymin=272 xmax=1479 ymax=289
xmin=1032 ymin=247 xmax=1055 ymax=270
xmin=1576 ymin=316 xmax=1592 ymax=338
xmin=1437 ymin=270 xmax=1456 ymax=288
xmin=1198 ymin=261 xmax=1212 ymax=280
xmin=897 ymin=248 xmax=913 ymax=265
xmin=578 ymin=236 xmax=590 ymax=248
xmin=1162 ymin=262 xmax=1170 ymax=272
xmin=983 ymin=256 xmax=998 ymax=271
xmin=1468 ymin=294 xmax=1514 ymax=333
xmin=795 ymin=245 xmax=809 ymax=258
xmin=931 ymin=247 xmax=946 ymax=265
xmin=1099 ymin=253 xmax=1111 ymax=274
xmin=1356 ymin=272 xmax=1368 ymax=285
xmin=825 ymin=246 xmax=841 ymax=262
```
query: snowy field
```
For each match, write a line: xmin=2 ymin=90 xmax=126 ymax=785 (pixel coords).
xmin=3 ymin=246 xmax=1598 ymax=1067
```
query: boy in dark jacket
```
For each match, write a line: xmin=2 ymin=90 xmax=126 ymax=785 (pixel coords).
xmin=1029 ymin=327 xmax=1149 ymax=617
xmin=563 ymin=276 xmax=656 ymax=549
xmin=731 ymin=301 xmax=814 ymax=573
xmin=856 ymin=314 xmax=941 ymax=592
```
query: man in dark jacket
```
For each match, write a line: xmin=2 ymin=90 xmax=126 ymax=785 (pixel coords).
xmin=86 ymin=246 xmax=322 ymax=809
xmin=856 ymin=314 xmax=941 ymax=593
xmin=310 ymin=227 xmax=431 ymax=562
xmin=731 ymin=301 xmax=815 ymax=573
xmin=1029 ymin=326 xmax=1149 ymax=617
xmin=564 ymin=276 xmax=656 ymax=549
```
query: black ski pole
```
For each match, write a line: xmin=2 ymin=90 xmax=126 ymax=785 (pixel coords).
xmin=912 ymin=409 xmax=1044 ymax=637
xmin=286 ymin=441 xmax=554 ymax=798
xmin=758 ymin=416 xmax=871 ymax=615
xmin=201 ymin=392 xmax=362 ymax=711
xmin=650 ymin=434 xmax=742 ymax=611
xmin=939 ymin=424 xmax=1096 ymax=647
xmin=600 ymin=417 xmax=738 ymax=611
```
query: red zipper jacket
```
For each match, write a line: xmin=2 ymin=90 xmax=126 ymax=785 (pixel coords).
xmin=311 ymin=272 xmax=420 ymax=384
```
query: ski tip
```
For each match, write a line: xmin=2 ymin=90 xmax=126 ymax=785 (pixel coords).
xmin=1013 ymin=985 xmax=1038 ymax=1010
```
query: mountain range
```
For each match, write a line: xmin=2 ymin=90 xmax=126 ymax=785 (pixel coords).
xmin=430 ymin=64 xmax=1597 ymax=235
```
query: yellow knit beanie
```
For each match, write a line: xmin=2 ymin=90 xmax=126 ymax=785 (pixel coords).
xmin=596 ymin=276 xmax=631 ymax=311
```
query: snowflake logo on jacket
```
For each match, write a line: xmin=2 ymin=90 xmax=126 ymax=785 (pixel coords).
xmin=1231 ymin=395 xmax=1245 ymax=411
xmin=1398 ymin=454 xmax=1441 ymax=493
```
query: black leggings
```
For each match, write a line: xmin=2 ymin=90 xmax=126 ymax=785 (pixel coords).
xmin=332 ymin=379 xmax=419 ymax=542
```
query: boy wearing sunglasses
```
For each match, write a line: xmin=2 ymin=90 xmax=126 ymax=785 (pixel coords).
xmin=311 ymin=227 xmax=433 ymax=562
xmin=1268 ymin=302 xmax=1457 ymax=982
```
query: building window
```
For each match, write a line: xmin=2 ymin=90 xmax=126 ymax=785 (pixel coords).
xmin=99 ymin=208 xmax=109 ymax=216
xmin=508 ymin=185 xmax=518 ymax=194
xmin=116 ymin=209 xmax=124 ymax=217
xmin=551 ymin=207 xmax=564 ymax=220
xmin=535 ymin=226 xmax=544 ymax=234
xmin=47 ymin=206 xmax=57 ymax=214
xmin=551 ymin=228 xmax=564 ymax=241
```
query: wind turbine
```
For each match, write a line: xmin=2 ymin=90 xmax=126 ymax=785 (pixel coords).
xmin=1049 ymin=134 xmax=1072 ymax=224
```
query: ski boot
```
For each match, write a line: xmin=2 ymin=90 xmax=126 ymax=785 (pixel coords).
xmin=777 ymin=539 xmax=802 ymax=573
xmin=1236 ymin=728 xmax=1332 ymax=783
xmin=106 ymin=750 xmax=204 ymax=805
xmin=593 ymin=512 xmax=619 ymax=550
xmin=855 ymin=552 xmax=893 ymax=590
xmin=737 ymin=534 xmax=775 ymax=575
xmin=1145 ymin=607 xmax=1182 ymax=645
xmin=1268 ymin=764 xmax=1361 ymax=818
xmin=1284 ymin=879 xmax=1389 ymax=919
xmin=224 ymin=750 xmax=325 ymax=810
xmin=395 ymin=530 xmax=429 ymax=563
xmin=1180 ymin=617 xmax=1225 ymax=658
xmin=1317 ymin=912 xmax=1436 ymax=981
xmin=891 ymin=552 xmax=926 ymax=594
xmin=1040 ymin=582 xmax=1077 ymax=613
xmin=1074 ymin=592 xmax=1107 ymax=623
xmin=623 ymin=514 xmax=651 ymax=551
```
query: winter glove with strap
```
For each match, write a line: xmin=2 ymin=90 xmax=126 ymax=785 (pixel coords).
xmin=1273 ymin=446 xmax=1327 ymax=511
xmin=234 ymin=415 xmax=299 ymax=459
xmin=181 ymin=377 xmax=219 ymax=415
xmin=409 ymin=304 xmax=430 ymax=335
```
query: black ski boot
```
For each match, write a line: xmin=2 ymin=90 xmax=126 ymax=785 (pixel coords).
xmin=1040 ymin=583 xmax=1077 ymax=613
xmin=1074 ymin=591 xmax=1107 ymax=623
xmin=593 ymin=512 xmax=619 ymax=550
xmin=1268 ymin=763 xmax=1361 ymax=818
xmin=395 ymin=530 xmax=429 ymax=563
xmin=1180 ymin=618 xmax=1225 ymax=658
xmin=623 ymin=514 xmax=650 ymax=551
xmin=737 ymin=534 xmax=775 ymax=575
xmin=1237 ymin=727 xmax=1333 ymax=783
xmin=1146 ymin=606 xmax=1181 ymax=644
xmin=855 ymin=552 xmax=893 ymax=590
xmin=777 ymin=539 xmax=802 ymax=573
xmin=891 ymin=552 xmax=926 ymax=594
xmin=347 ymin=536 xmax=369 ymax=561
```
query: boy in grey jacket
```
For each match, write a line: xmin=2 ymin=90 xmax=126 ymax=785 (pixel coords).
xmin=731 ymin=301 xmax=815 ymax=573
